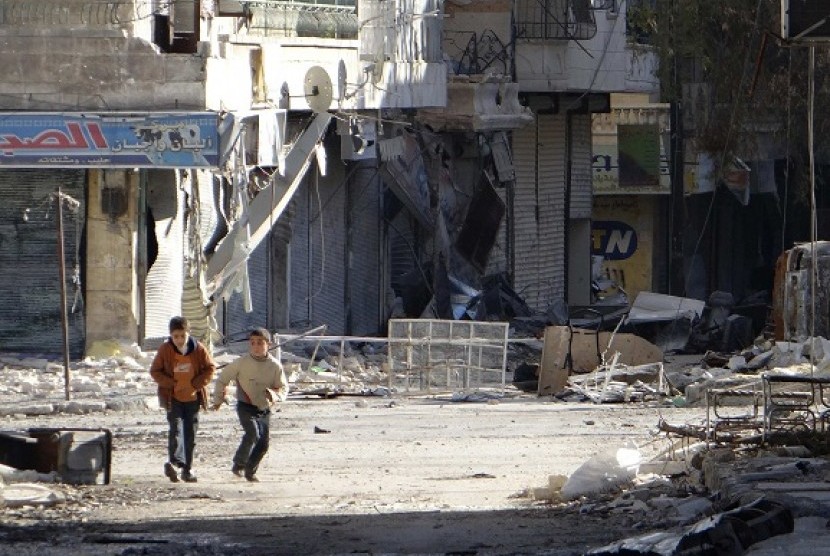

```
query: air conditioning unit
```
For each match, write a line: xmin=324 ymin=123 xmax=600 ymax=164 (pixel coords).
xmin=782 ymin=0 xmax=830 ymax=41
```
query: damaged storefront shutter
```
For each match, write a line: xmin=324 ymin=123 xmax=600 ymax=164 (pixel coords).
xmin=144 ymin=170 xmax=184 ymax=344
xmin=0 ymin=169 xmax=86 ymax=356
xmin=483 ymin=184 xmax=509 ymax=276
xmin=388 ymin=209 xmax=419 ymax=316
xmin=512 ymin=115 xmax=567 ymax=312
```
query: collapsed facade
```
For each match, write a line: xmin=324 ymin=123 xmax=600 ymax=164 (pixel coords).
xmin=0 ymin=0 xmax=656 ymax=357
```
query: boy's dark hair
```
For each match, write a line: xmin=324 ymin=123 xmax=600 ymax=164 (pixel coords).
xmin=250 ymin=327 xmax=271 ymax=343
xmin=169 ymin=316 xmax=190 ymax=333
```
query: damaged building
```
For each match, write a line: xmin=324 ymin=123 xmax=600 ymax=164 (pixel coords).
xmin=0 ymin=0 xmax=656 ymax=357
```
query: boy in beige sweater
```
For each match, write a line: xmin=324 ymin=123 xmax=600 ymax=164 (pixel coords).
xmin=212 ymin=327 xmax=287 ymax=482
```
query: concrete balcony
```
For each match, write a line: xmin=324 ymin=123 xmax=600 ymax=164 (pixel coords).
xmin=418 ymin=76 xmax=533 ymax=132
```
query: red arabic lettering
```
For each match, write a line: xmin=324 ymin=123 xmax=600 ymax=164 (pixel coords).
xmin=0 ymin=122 xmax=90 ymax=151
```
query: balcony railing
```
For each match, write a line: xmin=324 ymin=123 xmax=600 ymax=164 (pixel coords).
xmin=514 ymin=0 xmax=598 ymax=41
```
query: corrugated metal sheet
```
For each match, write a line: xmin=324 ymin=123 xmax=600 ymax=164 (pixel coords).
xmin=347 ymin=163 xmax=383 ymax=335
xmin=0 ymin=169 xmax=86 ymax=356
xmin=569 ymin=114 xmax=593 ymax=219
xmin=484 ymin=184 xmax=509 ymax=277
xmin=511 ymin=115 xmax=567 ymax=312
xmin=193 ymin=170 xmax=222 ymax=254
xmin=144 ymin=170 xmax=184 ymax=341
xmin=178 ymin=170 xmax=221 ymax=346
xmin=388 ymin=209 xmax=418 ymax=296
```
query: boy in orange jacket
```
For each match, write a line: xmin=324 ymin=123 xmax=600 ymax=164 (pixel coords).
xmin=149 ymin=316 xmax=216 ymax=483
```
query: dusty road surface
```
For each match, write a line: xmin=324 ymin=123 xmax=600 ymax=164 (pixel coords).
xmin=1 ymin=395 xmax=706 ymax=555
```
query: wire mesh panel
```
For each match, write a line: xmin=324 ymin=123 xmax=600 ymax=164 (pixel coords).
xmin=386 ymin=319 xmax=509 ymax=393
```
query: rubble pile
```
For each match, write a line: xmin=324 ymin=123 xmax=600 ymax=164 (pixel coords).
xmin=522 ymin=428 xmax=830 ymax=554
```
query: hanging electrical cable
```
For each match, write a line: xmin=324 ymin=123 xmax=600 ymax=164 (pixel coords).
xmin=807 ymin=45 xmax=817 ymax=374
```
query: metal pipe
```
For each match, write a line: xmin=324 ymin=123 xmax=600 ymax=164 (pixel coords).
xmin=56 ymin=188 xmax=72 ymax=401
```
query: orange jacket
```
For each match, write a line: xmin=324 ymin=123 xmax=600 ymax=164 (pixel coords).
xmin=149 ymin=338 xmax=216 ymax=411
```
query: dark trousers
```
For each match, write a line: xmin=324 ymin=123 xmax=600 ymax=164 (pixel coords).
xmin=167 ymin=399 xmax=200 ymax=471
xmin=234 ymin=401 xmax=271 ymax=475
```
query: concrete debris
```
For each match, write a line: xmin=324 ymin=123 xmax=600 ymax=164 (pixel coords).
xmin=1 ymin=482 xmax=65 ymax=508
xmin=450 ymin=391 xmax=503 ymax=403
xmin=562 ymin=361 xmax=668 ymax=403
xmin=587 ymin=497 xmax=793 ymax=555
xmin=0 ymin=463 xmax=58 ymax=484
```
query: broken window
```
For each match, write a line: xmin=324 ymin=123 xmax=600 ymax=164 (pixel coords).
xmin=153 ymin=0 xmax=200 ymax=54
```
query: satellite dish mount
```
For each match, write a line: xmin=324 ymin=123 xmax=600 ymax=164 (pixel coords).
xmin=304 ymin=66 xmax=333 ymax=113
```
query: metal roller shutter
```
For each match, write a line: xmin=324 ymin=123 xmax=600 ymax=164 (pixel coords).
xmin=309 ymin=160 xmax=347 ymax=334
xmin=511 ymin=120 xmax=541 ymax=310
xmin=537 ymin=113 xmax=567 ymax=306
xmin=512 ymin=115 xmax=567 ymax=312
xmin=289 ymin=181 xmax=311 ymax=329
xmin=289 ymin=154 xmax=348 ymax=334
xmin=223 ymin=238 xmax=270 ymax=340
xmin=569 ymin=113 xmax=593 ymax=219
xmin=0 ymin=169 xmax=86 ymax=356
xmin=347 ymin=162 xmax=383 ymax=335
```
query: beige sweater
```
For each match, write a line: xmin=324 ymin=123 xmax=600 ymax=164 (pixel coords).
xmin=212 ymin=353 xmax=288 ymax=410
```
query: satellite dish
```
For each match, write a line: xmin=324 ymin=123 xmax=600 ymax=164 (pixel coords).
xmin=337 ymin=60 xmax=347 ymax=103
xmin=304 ymin=66 xmax=333 ymax=113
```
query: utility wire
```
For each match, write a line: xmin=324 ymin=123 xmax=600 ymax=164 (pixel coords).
xmin=808 ymin=45 xmax=817 ymax=373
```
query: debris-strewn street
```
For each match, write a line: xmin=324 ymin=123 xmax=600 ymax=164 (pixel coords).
xmin=0 ymin=388 xmax=699 ymax=555
xmin=5 ymin=341 xmax=830 ymax=555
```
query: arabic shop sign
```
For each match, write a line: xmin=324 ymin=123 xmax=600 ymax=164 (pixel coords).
xmin=0 ymin=113 xmax=219 ymax=168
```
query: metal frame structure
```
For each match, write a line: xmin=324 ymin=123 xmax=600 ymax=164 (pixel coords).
xmin=272 ymin=319 xmax=510 ymax=395
xmin=386 ymin=319 xmax=510 ymax=393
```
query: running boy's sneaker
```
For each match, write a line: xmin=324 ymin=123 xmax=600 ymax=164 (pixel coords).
xmin=164 ymin=462 xmax=179 ymax=483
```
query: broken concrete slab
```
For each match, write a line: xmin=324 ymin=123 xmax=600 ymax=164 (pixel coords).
xmin=1 ymin=482 xmax=65 ymax=508
xmin=0 ymin=403 xmax=55 ymax=416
